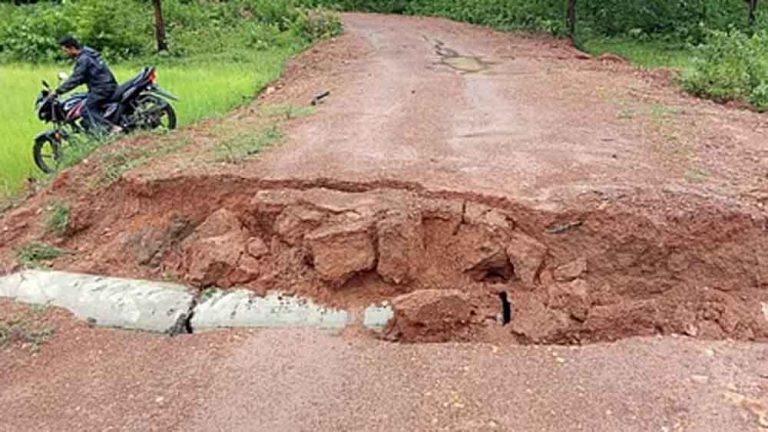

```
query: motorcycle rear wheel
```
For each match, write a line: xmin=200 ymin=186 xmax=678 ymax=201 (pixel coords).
xmin=133 ymin=95 xmax=177 ymax=131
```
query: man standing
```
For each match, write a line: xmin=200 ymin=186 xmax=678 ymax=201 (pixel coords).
xmin=53 ymin=36 xmax=121 ymax=134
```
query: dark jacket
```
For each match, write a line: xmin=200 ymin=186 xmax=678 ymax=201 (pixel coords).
xmin=56 ymin=47 xmax=118 ymax=96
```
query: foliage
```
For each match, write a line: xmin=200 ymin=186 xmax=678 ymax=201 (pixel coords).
xmin=681 ymin=30 xmax=768 ymax=111
xmin=302 ymin=0 xmax=766 ymax=42
xmin=0 ymin=0 xmax=342 ymax=63
xmin=0 ymin=318 xmax=55 ymax=353
xmin=15 ymin=241 xmax=66 ymax=267
xmin=44 ymin=200 xmax=70 ymax=236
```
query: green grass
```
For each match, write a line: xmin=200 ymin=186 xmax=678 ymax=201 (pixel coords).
xmin=215 ymin=125 xmax=284 ymax=163
xmin=582 ymin=38 xmax=695 ymax=70
xmin=0 ymin=46 xmax=295 ymax=199
xmin=44 ymin=201 xmax=70 ymax=236
xmin=14 ymin=241 xmax=66 ymax=268
xmin=0 ymin=318 xmax=55 ymax=353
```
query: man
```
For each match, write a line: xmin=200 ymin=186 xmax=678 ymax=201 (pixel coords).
xmin=53 ymin=36 xmax=121 ymax=134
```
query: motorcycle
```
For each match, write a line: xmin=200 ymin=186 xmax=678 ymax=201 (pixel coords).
xmin=33 ymin=66 xmax=178 ymax=173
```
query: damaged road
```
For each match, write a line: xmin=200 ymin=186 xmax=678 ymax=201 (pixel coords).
xmin=2 ymin=12 xmax=768 ymax=432
xmin=2 ymin=14 xmax=768 ymax=345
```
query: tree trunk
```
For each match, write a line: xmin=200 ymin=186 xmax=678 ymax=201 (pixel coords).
xmin=748 ymin=0 xmax=758 ymax=30
xmin=566 ymin=0 xmax=577 ymax=41
xmin=152 ymin=0 xmax=168 ymax=52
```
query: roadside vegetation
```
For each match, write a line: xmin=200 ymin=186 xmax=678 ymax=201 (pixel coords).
xmin=0 ymin=0 xmax=340 ymax=199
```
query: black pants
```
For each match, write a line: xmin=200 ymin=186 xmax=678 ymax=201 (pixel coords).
xmin=83 ymin=88 xmax=115 ymax=132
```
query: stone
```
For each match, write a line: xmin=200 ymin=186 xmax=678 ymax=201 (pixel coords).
xmin=506 ymin=231 xmax=548 ymax=285
xmin=554 ymin=257 xmax=588 ymax=282
xmin=420 ymin=199 xmax=463 ymax=221
xmin=508 ymin=293 xmax=572 ymax=343
xmin=184 ymin=231 xmax=248 ymax=286
xmin=547 ymin=279 xmax=590 ymax=322
xmin=463 ymin=202 xmax=513 ymax=232
xmin=306 ymin=220 xmax=376 ymax=285
xmin=195 ymin=208 xmax=243 ymax=238
xmin=376 ymin=213 xmax=424 ymax=284
xmin=386 ymin=289 xmax=473 ymax=342
xmin=181 ymin=209 xmax=250 ymax=287
xmin=246 ymin=237 xmax=269 ymax=258
xmin=274 ymin=205 xmax=326 ymax=246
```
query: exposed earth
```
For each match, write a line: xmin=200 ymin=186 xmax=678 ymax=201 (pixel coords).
xmin=1 ymin=13 xmax=768 ymax=430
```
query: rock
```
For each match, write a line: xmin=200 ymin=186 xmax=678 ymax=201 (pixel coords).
xmin=420 ymin=199 xmax=463 ymax=221
xmin=184 ymin=231 xmax=248 ymax=286
xmin=385 ymin=289 xmax=473 ymax=342
xmin=554 ymin=257 xmax=587 ymax=282
xmin=376 ymin=213 xmax=424 ymax=284
xmin=506 ymin=232 xmax=547 ymax=285
xmin=306 ymin=220 xmax=376 ymax=285
xmin=547 ymin=279 xmax=590 ymax=321
xmin=246 ymin=237 xmax=269 ymax=258
xmin=508 ymin=293 xmax=571 ymax=343
xmin=464 ymin=202 xmax=513 ymax=232
xmin=274 ymin=205 xmax=326 ymax=246
xmin=464 ymin=243 xmax=513 ymax=283
xmin=181 ymin=209 xmax=252 ymax=287
xmin=195 ymin=209 xmax=243 ymax=238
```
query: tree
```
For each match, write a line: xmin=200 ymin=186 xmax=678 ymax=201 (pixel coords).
xmin=152 ymin=0 xmax=168 ymax=52
xmin=566 ymin=0 xmax=577 ymax=41
xmin=747 ymin=0 xmax=759 ymax=30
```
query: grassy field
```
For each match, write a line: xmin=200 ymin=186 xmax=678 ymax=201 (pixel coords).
xmin=0 ymin=47 xmax=294 ymax=198
xmin=582 ymin=38 xmax=695 ymax=69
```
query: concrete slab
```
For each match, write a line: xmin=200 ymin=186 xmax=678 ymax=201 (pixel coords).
xmin=191 ymin=289 xmax=350 ymax=331
xmin=363 ymin=303 xmax=394 ymax=330
xmin=0 ymin=270 xmax=194 ymax=333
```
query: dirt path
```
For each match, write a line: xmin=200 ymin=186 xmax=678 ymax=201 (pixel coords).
xmin=2 ymin=301 xmax=768 ymax=432
xmin=250 ymin=14 xmax=767 ymax=208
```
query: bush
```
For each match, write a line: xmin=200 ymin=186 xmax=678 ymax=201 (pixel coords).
xmin=0 ymin=0 xmax=341 ymax=63
xmin=681 ymin=30 xmax=768 ymax=111
xmin=292 ymin=8 xmax=343 ymax=42
xmin=299 ymin=0 xmax=761 ymax=42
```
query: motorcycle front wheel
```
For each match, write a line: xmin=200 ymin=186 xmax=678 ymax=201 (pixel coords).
xmin=33 ymin=134 xmax=62 ymax=174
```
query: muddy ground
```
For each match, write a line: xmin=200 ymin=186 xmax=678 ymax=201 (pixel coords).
xmin=1 ymin=14 xmax=768 ymax=345
xmin=2 ymin=299 xmax=768 ymax=431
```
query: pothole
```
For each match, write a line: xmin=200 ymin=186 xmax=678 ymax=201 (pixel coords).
xmin=29 ymin=176 xmax=768 ymax=344
xmin=434 ymin=40 xmax=490 ymax=73
xmin=442 ymin=56 xmax=489 ymax=73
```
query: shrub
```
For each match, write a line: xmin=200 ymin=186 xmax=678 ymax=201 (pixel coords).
xmin=681 ymin=30 xmax=768 ymax=111
xmin=0 ymin=0 xmax=341 ymax=63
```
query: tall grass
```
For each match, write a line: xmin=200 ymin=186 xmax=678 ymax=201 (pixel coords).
xmin=0 ymin=47 xmax=293 ymax=198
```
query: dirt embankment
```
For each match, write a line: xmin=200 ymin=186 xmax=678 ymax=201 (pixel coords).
xmin=1 ymin=14 xmax=767 ymax=344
